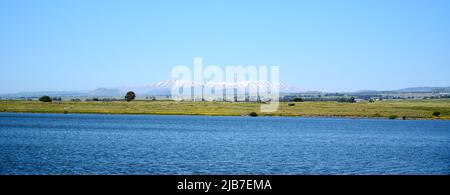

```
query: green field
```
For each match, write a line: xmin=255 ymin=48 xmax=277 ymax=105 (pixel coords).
xmin=0 ymin=99 xmax=449 ymax=119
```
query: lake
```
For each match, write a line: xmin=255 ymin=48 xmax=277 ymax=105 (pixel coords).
xmin=0 ymin=112 xmax=449 ymax=175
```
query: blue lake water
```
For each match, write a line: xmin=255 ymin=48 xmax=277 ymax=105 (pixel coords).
xmin=0 ymin=112 xmax=449 ymax=175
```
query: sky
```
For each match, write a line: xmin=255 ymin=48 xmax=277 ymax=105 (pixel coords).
xmin=1 ymin=0 xmax=449 ymax=93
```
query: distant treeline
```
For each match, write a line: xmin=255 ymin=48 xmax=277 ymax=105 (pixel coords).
xmin=83 ymin=98 xmax=123 ymax=102
xmin=282 ymin=96 xmax=356 ymax=102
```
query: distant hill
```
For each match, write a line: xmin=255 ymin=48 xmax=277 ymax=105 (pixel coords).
xmin=88 ymin=88 xmax=122 ymax=97
xmin=395 ymin=87 xmax=450 ymax=93
xmin=352 ymin=87 xmax=450 ymax=94
xmin=0 ymin=91 xmax=87 ymax=98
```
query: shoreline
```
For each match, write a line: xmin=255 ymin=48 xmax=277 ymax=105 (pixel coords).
xmin=1 ymin=110 xmax=448 ymax=121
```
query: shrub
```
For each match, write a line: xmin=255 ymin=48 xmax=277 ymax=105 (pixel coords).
xmin=372 ymin=113 xmax=382 ymax=117
xmin=349 ymin=97 xmax=356 ymax=103
xmin=432 ymin=111 xmax=441 ymax=117
xmin=39 ymin=96 xmax=52 ymax=102
xmin=337 ymin=97 xmax=356 ymax=103
xmin=249 ymin=112 xmax=258 ymax=117
xmin=293 ymin=97 xmax=303 ymax=102
xmin=388 ymin=115 xmax=398 ymax=119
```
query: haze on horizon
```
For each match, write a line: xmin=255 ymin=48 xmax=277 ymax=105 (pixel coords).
xmin=1 ymin=0 xmax=450 ymax=94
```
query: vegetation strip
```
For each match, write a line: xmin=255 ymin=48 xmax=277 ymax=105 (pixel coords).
xmin=1 ymin=99 xmax=449 ymax=120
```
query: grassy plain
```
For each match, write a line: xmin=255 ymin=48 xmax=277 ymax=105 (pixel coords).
xmin=0 ymin=99 xmax=449 ymax=119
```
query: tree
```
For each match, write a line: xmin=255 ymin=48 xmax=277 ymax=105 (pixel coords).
xmin=249 ymin=112 xmax=258 ymax=117
xmin=432 ymin=111 xmax=441 ymax=117
xmin=349 ymin=97 xmax=356 ymax=103
xmin=125 ymin=91 xmax=136 ymax=102
xmin=39 ymin=96 xmax=52 ymax=102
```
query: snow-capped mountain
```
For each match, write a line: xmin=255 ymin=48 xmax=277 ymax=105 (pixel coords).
xmin=0 ymin=80 xmax=303 ymax=98
xmin=116 ymin=79 xmax=302 ymax=96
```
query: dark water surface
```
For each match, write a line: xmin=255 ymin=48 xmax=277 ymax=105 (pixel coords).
xmin=0 ymin=113 xmax=449 ymax=175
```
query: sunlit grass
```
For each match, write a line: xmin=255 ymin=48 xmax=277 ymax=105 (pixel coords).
xmin=0 ymin=99 xmax=449 ymax=119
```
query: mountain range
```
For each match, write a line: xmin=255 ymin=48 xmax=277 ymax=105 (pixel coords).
xmin=0 ymin=80 xmax=303 ymax=98
xmin=1 ymin=80 xmax=449 ymax=98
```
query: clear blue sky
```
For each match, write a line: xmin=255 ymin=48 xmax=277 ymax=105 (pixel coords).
xmin=1 ymin=0 xmax=449 ymax=93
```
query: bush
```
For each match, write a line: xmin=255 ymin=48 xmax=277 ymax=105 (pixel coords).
xmin=249 ymin=112 xmax=258 ymax=117
xmin=52 ymin=97 xmax=62 ymax=101
xmin=337 ymin=97 xmax=356 ymax=103
xmin=125 ymin=91 xmax=136 ymax=102
xmin=349 ymin=97 xmax=356 ymax=103
xmin=288 ymin=103 xmax=295 ymax=106
xmin=372 ymin=113 xmax=382 ymax=117
xmin=388 ymin=115 xmax=398 ymax=119
xmin=39 ymin=96 xmax=52 ymax=102
xmin=293 ymin=97 xmax=303 ymax=102
xmin=432 ymin=111 xmax=441 ymax=117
